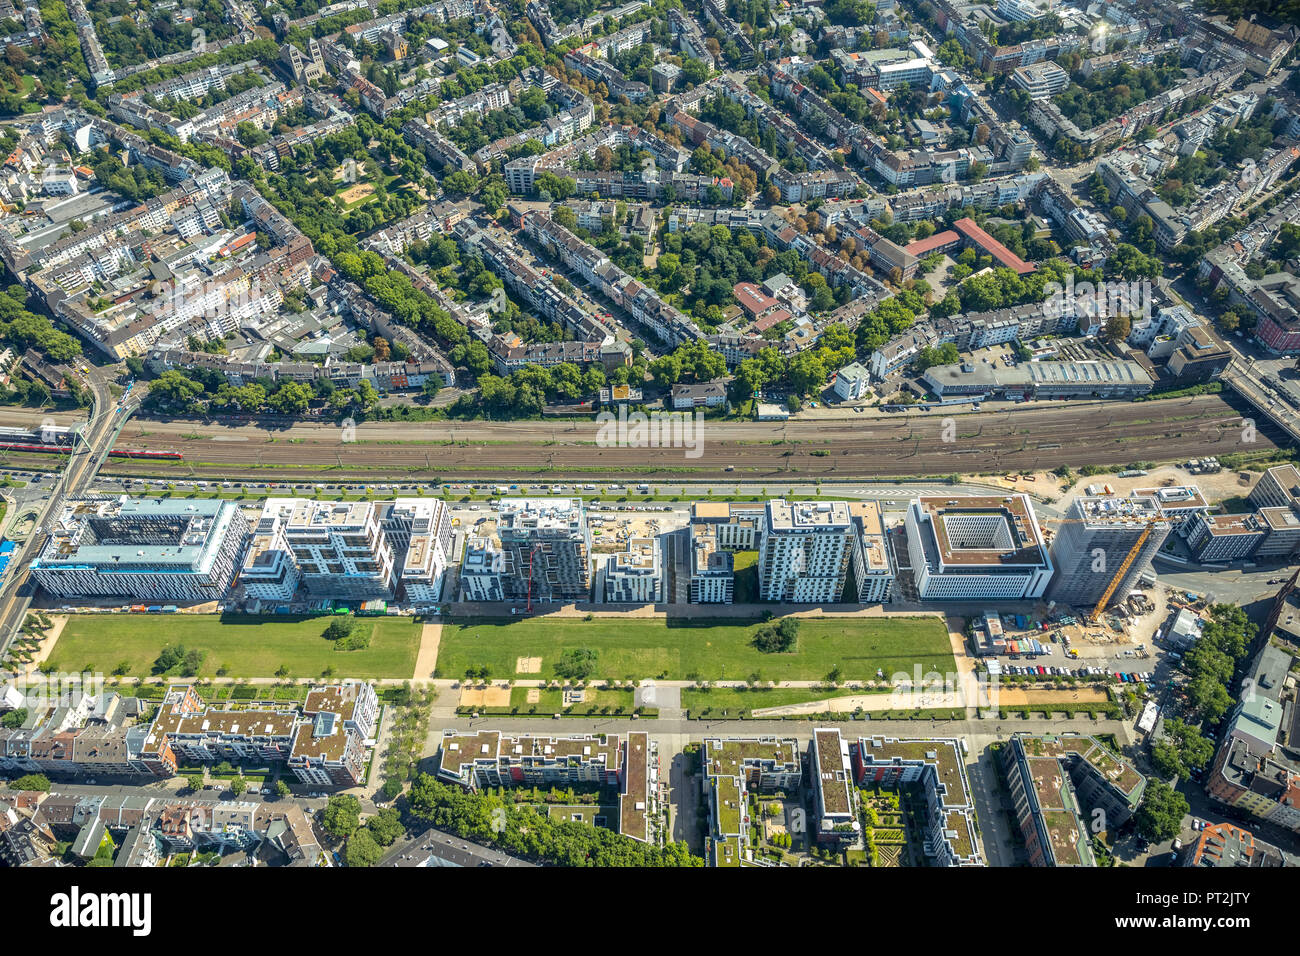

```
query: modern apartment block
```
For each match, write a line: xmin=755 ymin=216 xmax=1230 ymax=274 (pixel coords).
xmin=808 ymin=728 xmax=861 ymax=848
xmin=436 ymin=730 xmax=623 ymax=790
xmin=702 ymin=736 xmax=801 ymax=867
xmin=138 ymin=682 xmax=375 ymax=786
xmin=461 ymin=536 xmax=506 ymax=601
xmin=289 ymin=682 xmax=380 ymax=787
xmin=603 ymin=538 xmax=663 ymax=603
xmin=1047 ymin=496 xmax=1170 ymax=611
xmin=759 ymin=500 xmax=854 ymax=603
xmin=904 ymin=495 xmax=1052 ymax=600
xmin=691 ymin=502 xmax=764 ymax=551
xmin=688 ymin=523 xmax=735 ymax=604
xmin=31 ymin=498 xmax=249 ymax=603
xmin=852 ymin=737 xmax=982 ymax=866
xmin=252 ymin=499 xmax=396 ymax=600
xmin=1002 ymin=734 xmax=1146 ymax=866
xmin=848 ymin=501 xmax=895 ymax=603
xmin=619 ymin=731 xmax=661 ymax=845
xmin=496 ymin=498 xmax=592 ymax=601
xmin=239 ymin=510 xmax=301 ymax=602
xmin=382 ymin=498 xmax=454 ymax=604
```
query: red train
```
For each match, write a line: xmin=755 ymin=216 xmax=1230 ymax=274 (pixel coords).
xmin=0 ymin=441 xmax=182 ymax=460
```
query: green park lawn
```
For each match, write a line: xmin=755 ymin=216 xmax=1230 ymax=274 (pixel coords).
xmin=45 ymin=614 xmax=423 ymax=680
xmin=437 ymin=615 xmax=954 ymax=682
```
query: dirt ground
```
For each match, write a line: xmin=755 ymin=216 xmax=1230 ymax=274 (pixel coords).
xmin=459 ymin=685 xmax=510 ymax=707
xmin=337 ymin=183 xmax=374 ymax=206
xmin=997 ymin=687 xmax=1108 ymax=706
xmin=515 ymin=656 xmax=541 ymax=674
xmin=1063 ymin=464 xmax=1255 ymax=505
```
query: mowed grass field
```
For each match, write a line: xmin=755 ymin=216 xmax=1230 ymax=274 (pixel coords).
xmin=437 ymin=615 xmax=954 ymax=681
xmin=45 ymin=614 xmax=423 ymax=680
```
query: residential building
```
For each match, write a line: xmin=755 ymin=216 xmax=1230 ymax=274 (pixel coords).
xmin=702 ymin=736 xmax=800 ymax=866
xmin=497 ymin=498 xmax=592 ymax=601
xmin=758 ymin=500 xmax=854 ymax=603
xmin=1003 ymin=734 xmax=1146 ymax=866
xmin=852 ymin=737 xmax=982 ymax=865
xmin=808 ymin=728 xmax=860 ymax=848
xmin=848 ymin=501 xmax=895 ymax=604
xmin=255 ymin=499 xmax=396 ymax=599
xmin=461 ymin=536 xmax=506 ymax=602
xmin=437 ymin=731 xmax=623 ymax=790
xmin=603 ymin=538 xmax=663 ymax=603
xmin=832 ymin=362 xmax=872 ymax=402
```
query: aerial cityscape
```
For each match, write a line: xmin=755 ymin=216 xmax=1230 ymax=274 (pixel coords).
xmin=0 ymin=0 xmax=1296 ymax=905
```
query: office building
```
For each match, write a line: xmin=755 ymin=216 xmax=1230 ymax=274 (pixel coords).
xmin=31 ymin=498 xmax=249 ymax=603
xmin=1048 ymin=496 xmax=1169 ymax=611
xmin=1184 ymin=512 xmax=1266 ymax=563
xmin=904 ymin=495 xmax=1052 ymax=600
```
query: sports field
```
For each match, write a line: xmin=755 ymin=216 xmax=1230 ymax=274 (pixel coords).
xmin=44 ymin=614 xmax=423 ymax=679
xmin=436 ymin=615 xmax=954 ymax=681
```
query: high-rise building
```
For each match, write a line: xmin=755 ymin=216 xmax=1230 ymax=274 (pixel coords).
xmin=382 ymin=498 xmax=453 ymax=604
xmin=758 ymin=500 xmax=854 ymax=603
xmin=904 ymin=495 xmax=1052 ymax=601
xmin=497 ymin=498 xmax=592 ymax=601
xmin=848 ymin=501 xmax=895 ymax=603
xmin=31 ymin=498 xmax=249 ymax=602
xmin=1048 ymin=496 xmax=1169 ymax=611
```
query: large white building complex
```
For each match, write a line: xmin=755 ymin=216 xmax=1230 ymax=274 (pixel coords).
xmin=30 ymin=498 xmax=249 ymax=602
xmin=250 ymin=499 xmax=395 ymax=601
xmin=239 ymin=498 xmax=452 ymax=603
xmin=758 ymin=500 xmax=854 ymax=603
xmin=903 ymin=495 xmax=1053 ymax=601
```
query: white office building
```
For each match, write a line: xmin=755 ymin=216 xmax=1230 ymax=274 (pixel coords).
xmin=904 ymin=495 xmax=1052 ymax=601
xmin=31 ymin=498 xmax=249 ymax=602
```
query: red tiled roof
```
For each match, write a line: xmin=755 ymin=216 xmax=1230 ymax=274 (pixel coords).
xmin=953 ymin=217 xmax=1034 ymax=275
xmin=904 ymin=230 xmax=960 ymax=257
xmin=734 ymin=281 xmax=779 ymax=317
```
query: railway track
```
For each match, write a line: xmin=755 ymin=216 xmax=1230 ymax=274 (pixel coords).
xmin=77 ymin=393 xmax=1281 ymax=481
